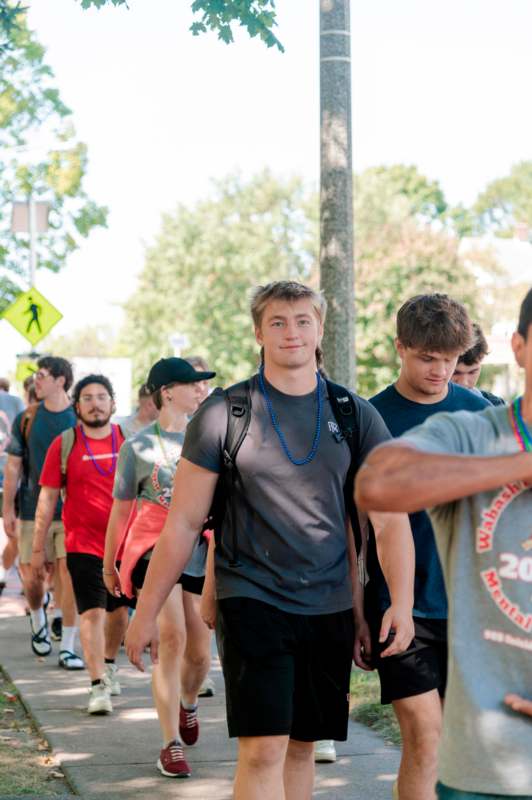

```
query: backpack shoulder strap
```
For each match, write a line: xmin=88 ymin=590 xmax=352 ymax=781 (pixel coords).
xmin=60 ymin=427 xmax=77 ymax=483
xmin=217 ymin=380 xmax=252 ymax=568
xmin=325 ymin=379 xmax=365 ymax=555
xmin=325 ymin=379 xmax=359 ymax=442
xmin=223 ymin=380 xmax=252 ymax=467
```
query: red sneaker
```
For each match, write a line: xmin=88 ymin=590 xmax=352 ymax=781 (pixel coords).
xmin=157 ymin=740 xmax=191 ymax=778
xmin=179 ymin=703 xmax=199 ymax=746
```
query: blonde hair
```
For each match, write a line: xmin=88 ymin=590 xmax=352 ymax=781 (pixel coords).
xmin=250 ymin=281 xmax=327 ymax=371
xmin=250 ymin=281 xmax=327 ymax=328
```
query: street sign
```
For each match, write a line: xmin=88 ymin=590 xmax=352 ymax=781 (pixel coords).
xmin=16 ymin=359 xmax=38 ymax=382
xmin=2 ymin=287 xmax=62 ymax=346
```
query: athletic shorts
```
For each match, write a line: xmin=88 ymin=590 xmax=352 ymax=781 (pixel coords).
xmin=216 ymin=596 xmax=355 ymax=740
xmin=370 ymin=615 xmax=447 ymax=704
xmin=436 ymin=782 xmax=532 ymax=800
xmin=66 ymin=553 xmax=135 ymax=615
xmin=19 ymin=519 xmax=66 ymax=564
xmin=131 ymin=556 xmax=205 ymax=596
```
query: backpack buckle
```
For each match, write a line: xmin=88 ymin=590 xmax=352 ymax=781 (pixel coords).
xmin=231 ymin=404 xmax=245 ymax=418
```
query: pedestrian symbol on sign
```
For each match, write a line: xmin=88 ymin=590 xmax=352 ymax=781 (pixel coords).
xmin=24 ymin=297 xmax=42 ymax=334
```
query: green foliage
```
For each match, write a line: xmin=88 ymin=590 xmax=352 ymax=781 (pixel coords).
xmin=120 ymin=171 xmax=314 ymax=386
xmin=354 ymin=218 xmax=480 ymax=396
xmin=355 ymin=164 xmax=448 ymax=228
xmin=350 ymin=669 xmax=401 ymax=746
xmin=0 ymin=1 xmax=27 ymax=53
xmin=474 ymin=161 xmax=532 ymax=237
xmin=40 ymin=323 xmax=118 ymax=358
xmin=351 ymin=164 xmax=494 ymax=396
xmin=121 ymin=165 xmax=492 ymax=394
xmin=0 ymin=13 xmax=107 ymax=302
xmin=73 ymin=0 xmax=284 ymax=51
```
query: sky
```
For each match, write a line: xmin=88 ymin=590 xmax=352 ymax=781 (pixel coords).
xmin=2 ymin=0 xmax=532 ymax=372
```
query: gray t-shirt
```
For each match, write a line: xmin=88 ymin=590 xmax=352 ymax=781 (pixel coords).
xmin=402 ymin=405 xmax=532 ymax=796
xmin=113 ymin=421 xmax=206 ymax=578
xmin=0 ymin=391 xmax=24 ymax=482
xmin=182 ymin=374 xmax=390 ymax=615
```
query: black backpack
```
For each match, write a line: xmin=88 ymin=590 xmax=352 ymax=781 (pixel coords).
xmin=204 ymin=378 xmax=367 ymax=568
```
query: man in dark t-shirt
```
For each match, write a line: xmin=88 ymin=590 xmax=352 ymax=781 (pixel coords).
xmin=368 ymin=294 xmax=489 ymax=800
xmin=124 ymin=281 xmax=415 ymax=800
xmin=3 ymin=357 xmax=77 ymax=659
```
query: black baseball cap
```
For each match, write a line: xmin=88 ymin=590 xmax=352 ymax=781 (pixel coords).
xmin=146 ymin=358 xmax=216 ymax=392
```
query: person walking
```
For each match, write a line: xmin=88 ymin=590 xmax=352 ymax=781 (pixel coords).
xmin=104 ymin=357 xmax=216 ymax=777
xmin=3 ymin=357 xmax=78 ymax=660
xmin=451 ymin=322 xmax=505 ymax=405
xmin=32 ymin=375 xmax=131 ymax=712
xmin=117 ymin=383 xmax=159 ymax=439
xmin=356 ymin=287 xmax=532 ymax=800
xmin=367 ymin=294 xmax=489 ymax=800
xmin=0 ymin=378 xmax=24 ymax=595
xmin=124 ymin=281 xmax=415 ymax=800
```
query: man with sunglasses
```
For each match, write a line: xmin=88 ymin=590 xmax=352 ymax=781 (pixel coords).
xmin=3 ymin=356 xmax=78 ymax=661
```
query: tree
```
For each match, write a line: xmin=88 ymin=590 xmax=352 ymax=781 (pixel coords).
xmin=60 ymin=0 xmax=284 ymax=50
xmin=120 ymin=172 xmax=315 ymax=387
xmin=352 ymin=164 xmax=498 ymax=395
xmin=474 ymin=161 xmax=532 ymax=237
xmin=40 ymin=323 xmax=118 ymax=359
xmin=0 ymin=10 xmax=107 ymax=312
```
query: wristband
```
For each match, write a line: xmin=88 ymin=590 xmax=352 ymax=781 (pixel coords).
xmin=32 ymin=548 xmax=44 ymax=553
xmin=102 ymin=569 xmax=115 ymax=576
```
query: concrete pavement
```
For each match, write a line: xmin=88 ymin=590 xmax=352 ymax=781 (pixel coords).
xmin=0 ymin=580 xmax=399 ymax=799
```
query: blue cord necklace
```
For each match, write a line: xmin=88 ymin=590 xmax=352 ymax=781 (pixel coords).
xmin=258 ymin=365 xmax=322 ymax=466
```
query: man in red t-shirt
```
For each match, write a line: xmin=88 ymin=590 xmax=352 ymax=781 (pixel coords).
xmin=32 ymin=374 xmax=131 ymax=715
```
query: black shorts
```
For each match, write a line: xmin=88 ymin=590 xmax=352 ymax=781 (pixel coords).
xmin=131 ymin=557 xmax=205 ymax=596
xmin=66 ymin=553 xmax=136 ymax=615
xmin=370 ymin=615 xmax=447 ymax=704
xmin=216 ymin=597 xmax=355 ymax=741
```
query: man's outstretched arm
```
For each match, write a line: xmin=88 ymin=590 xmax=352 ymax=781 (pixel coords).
xmin=355 ymin=442 xmax=532 ymax=514
xmin=125 ymin=457 xmax=218 ymax=671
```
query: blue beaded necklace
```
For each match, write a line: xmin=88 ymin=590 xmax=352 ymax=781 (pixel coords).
xmin=258 ymin=365 xmax=322 ymax=466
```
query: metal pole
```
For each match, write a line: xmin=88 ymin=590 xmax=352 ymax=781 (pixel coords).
xmin=28 ymin=193 xmax=37 ymax=288
xmin=319 ymin=0 xmax=355 ymax=388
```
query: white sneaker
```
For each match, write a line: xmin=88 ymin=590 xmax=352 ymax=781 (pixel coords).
xmin=314 ymin=740 xmax=337 ymax=763
xmin=103 ymin=663 xmax=121 ymax=696
xmin=87 ymin=683 xmax=112 ymax=715
xmin=198 ymin=677 xmax=215 ymax=697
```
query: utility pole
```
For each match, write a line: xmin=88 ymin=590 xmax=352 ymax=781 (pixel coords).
xmin=319 ymin=0 xmax=355 ymax=388
xmin=28 ymin=193 xmax=37 ymax=287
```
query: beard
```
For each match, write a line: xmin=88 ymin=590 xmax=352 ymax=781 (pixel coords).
xmin=79 ymin=412 xmax=112 ymax=428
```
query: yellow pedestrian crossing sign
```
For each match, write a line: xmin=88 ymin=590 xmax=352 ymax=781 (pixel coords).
xmin=16 ymin=359 xmax=38 ymax=383
xmin=2 ymin=287 xmax=62 ymax=346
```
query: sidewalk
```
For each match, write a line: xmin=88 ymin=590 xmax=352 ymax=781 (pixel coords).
xmin=0 ymin=584 xmax=399 ymax=799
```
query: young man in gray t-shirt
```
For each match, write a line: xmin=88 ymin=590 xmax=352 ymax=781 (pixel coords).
xmin=356 ymin=287 xmax=532 ymax=800
xmin=124 ymin=281 xmax=415 ymax=800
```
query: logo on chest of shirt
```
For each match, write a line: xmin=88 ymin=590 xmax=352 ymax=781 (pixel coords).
xmin=328 ymin=420 xmax=340 ymax=436
xmin=476 ymin=482 xmax=532 ymax=637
